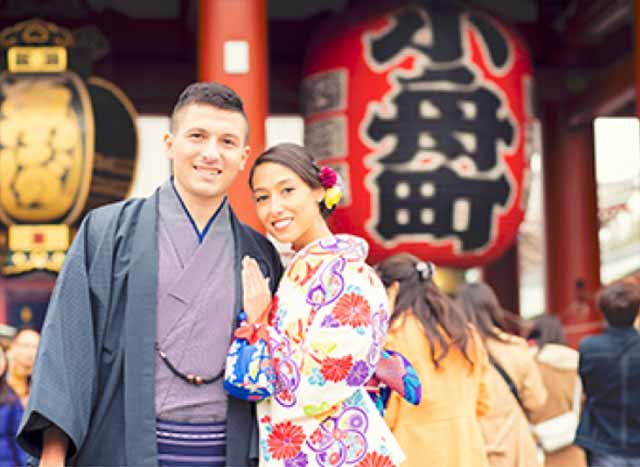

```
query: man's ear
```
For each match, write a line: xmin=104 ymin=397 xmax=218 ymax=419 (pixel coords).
xmin=163 ymin=132 xmax=174 ymax=160
xmin=239 ymin=145 xmax=250 ymax=170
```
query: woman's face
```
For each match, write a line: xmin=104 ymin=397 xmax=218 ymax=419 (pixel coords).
xmin=251 ymin=162 xmax=326 ymax=249
xmin=8 ymin=329 xmax=39 ymax=377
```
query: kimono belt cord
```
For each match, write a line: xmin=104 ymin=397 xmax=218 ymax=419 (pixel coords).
xmin=155 ymin=342 xmax=224 ymax=386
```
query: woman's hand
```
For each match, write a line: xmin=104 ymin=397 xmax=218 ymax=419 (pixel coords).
xmin=242 ymin=256 xmax=272 ymax=324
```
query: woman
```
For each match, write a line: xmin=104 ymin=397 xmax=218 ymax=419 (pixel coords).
xmin=527 ymin=314 xmax=587 ymax=467
xmin=226 ymin=143 xmax=404 ymax=466
xmin=457 ymin=283 xmax=547 ymax=467
xmin=0 ymin=345 xmax=26 ymax=467
xmin=376 ymin=253 xmax=490 ymax=467
xmin=7 ymin=327 xmax=39 ymax=407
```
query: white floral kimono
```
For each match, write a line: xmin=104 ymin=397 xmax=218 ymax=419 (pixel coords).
xmin=234 ymin=234 xmax=405 ymax=467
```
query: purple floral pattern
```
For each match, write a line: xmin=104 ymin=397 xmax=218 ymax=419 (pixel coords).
xmin=346 ymin=360 xmax=371 ymax=386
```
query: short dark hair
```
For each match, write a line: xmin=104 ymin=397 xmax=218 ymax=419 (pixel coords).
xmin=598 ymin=281 xmax=640 ymax=327
xmin=170 ymin=82 xmax=248 ymax=137
xmin=249 ymin=143 xmax=336 ymax=218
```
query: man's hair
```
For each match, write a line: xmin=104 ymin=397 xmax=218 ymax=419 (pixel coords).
xmin=170 ymin=82 xmax=248 ymax=137
xmin=598 ymin=281 xmax=640 ymax=327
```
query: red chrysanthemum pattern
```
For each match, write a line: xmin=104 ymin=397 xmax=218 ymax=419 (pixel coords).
xmin=332 ymin=293 xmax=371 ymax=328
xmin=320 ymin=354 xmax=353 ymax=382
xmin=356 ymin=451 xmax=396 ymax=467
xmin=267 ymin=421 xmax=305 ymax=460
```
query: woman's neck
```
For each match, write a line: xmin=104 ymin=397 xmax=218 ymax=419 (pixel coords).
xmin=292 ymin=218 xmax=333 ymax=251
xmin=7 ymin=369 xmax=28 ymax=401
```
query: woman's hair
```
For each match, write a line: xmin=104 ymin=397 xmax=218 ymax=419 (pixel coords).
xmin=248 ymin=143 xmax=336 ymax=218
xmin=456 ymin=282 xmax=522 ymax=341
xmin=376 ymin=253 xmax=474 ymax=368
xmin=0 ymin=346 xmax=18 ymax=406
xmin=528 ymin=314 xmax=567 ymax=347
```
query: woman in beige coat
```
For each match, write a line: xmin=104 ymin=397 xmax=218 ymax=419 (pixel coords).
xmin=528 ymin=314 xmax=587 ymax=467
xmin=458 ymin=283 xmax=547 ymax=467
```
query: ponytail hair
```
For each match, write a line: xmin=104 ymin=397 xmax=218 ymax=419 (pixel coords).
xmin=376 ymin=253 xmax=474 ymax=368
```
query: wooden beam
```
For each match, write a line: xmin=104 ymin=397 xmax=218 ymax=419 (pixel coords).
xmin=567 ymin=54 xmax=635 ymax=126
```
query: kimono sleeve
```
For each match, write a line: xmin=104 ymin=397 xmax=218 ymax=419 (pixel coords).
xmin=270 ymin=264 xmax=389 ymax=421
xmin=17 ymin=213 xmax=100 ymax=459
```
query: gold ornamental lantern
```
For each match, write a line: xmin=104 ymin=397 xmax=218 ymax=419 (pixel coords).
xmin=0 ymin=19 xmax=138 ymax=275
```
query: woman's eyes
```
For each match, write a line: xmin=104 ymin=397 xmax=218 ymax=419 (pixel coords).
xmin=282 ymin=187 xmax=295 ymax=195
xmin=255 ymin=195 xmax=268 ymax=203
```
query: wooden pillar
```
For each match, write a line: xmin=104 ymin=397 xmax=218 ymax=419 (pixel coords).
xmin=483 ymin=242 xmax=520 ymax=317
xmin=198 ymin=0 xmax=268 ymax=229
xmin=542 ymin=104 xmax=602 ymax=347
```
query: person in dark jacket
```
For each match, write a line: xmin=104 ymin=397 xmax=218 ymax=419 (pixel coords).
xmin=17 ymin=82 xmax=284 ymax=467
xmin=576 ymin=281 xmax=640 ymax=466
xmin=0 ymin=345 xmax=26 ymax=467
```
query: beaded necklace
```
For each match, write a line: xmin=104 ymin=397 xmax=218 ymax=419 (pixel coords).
xmin=155 ymin=343 xmax=224 ymax=386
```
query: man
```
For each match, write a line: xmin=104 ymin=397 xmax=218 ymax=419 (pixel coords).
xmin=575 ymin=281 xmax=640 ymax=466
xmin=17 ymin=82 xmax=283 ymax=466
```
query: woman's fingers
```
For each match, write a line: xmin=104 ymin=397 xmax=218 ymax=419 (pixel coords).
xmin=242 ymin=256 xmax=272 ymax=323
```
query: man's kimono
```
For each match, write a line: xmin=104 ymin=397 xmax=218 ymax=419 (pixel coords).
xmin=16 ymin=187 xmax=283 ymax=466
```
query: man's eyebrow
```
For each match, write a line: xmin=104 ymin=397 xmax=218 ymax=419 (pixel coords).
xmin=182 ymin=126 xmax=208 ymax=133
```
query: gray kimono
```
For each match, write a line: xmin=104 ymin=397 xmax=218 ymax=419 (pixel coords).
xmin=16 ymin=187 xmax=283 ymax=466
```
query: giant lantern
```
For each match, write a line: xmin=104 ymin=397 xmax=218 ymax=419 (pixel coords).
xmin=0 ymin=19 xmax=138 ymax=276
xmin=303 ymin=2 xmax=535 ymax=268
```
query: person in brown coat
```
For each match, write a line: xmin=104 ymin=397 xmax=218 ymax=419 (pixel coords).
xmin=458 ymin=282 xmax=547 ymax=467
xmin=528 ymin=314 xmax=587 ymax=467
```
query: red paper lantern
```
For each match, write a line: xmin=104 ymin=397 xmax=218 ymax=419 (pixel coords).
xmin=303 ymin=3 xmax=535 ymax=268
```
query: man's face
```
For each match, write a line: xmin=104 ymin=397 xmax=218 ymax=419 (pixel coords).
xmin=164 ymin=104 xmax=249 ymax=206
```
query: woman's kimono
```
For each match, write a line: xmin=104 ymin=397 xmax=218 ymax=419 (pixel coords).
xmin=226 ymin=234 xmax=404 ymax=467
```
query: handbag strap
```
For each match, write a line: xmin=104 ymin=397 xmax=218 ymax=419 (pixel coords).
xmin=489 ymin=353 xmax=524 ymax=409
xmin=571 ymin=376 xmax=582 ymax=415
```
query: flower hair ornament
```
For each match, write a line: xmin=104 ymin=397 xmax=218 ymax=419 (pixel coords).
xmin=318 ymin=166 xmax=342 ymax=210
xmin=415 ymin=261 xmax=435 ymax=282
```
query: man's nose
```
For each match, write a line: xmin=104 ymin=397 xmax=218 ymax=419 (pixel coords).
xmin=201 ymin=141 xmax=221 ymax=161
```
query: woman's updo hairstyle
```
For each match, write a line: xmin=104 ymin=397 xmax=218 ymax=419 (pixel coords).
xmin=249 ymin=143 xmax=339 ymax=218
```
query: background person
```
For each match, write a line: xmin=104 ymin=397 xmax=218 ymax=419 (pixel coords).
xmin=458 ymin=282 xmax=547 ymax=467
xmin=575 ymin=281 xmax=640 ymax=467
xmin=528 ymin=314 xmax=587 ymax=467
xmin=376 ymin=253 xmax=491 ymax=467
xmin=6 ymin=327 xmax=39 ymax=408
xmin=0 ymin=345 xmax=26 ymax=467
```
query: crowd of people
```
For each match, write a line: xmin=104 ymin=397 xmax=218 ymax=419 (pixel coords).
xmin=2 ymin=81 xmax=638 ymax=466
